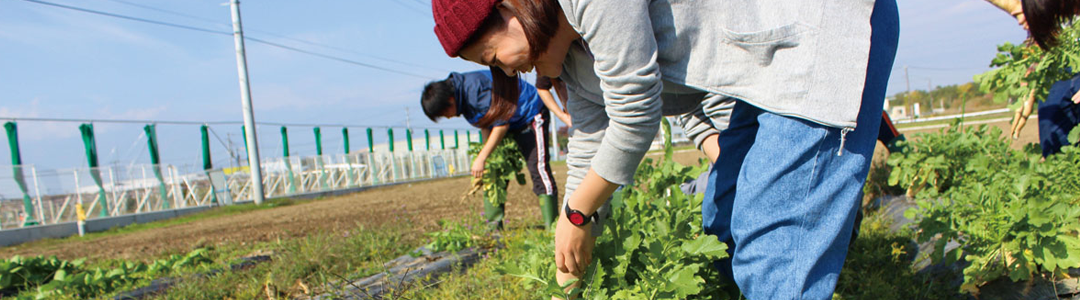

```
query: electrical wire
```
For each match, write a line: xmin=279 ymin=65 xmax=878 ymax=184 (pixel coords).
xmin=99 ymin=0 xmax=450 ymax=73
xmin=19 ymin=0 xmax=232 ymax=36
xmin=0 ymin=116 xmax=474 ymax=131
xmin=906 ymin=65 xmax=989 ymax=71
xmin=16 ymin=0 xmax=440 ymax=79
xmin=387 ymin=0 xmax=429 ymax=16
xmin=244 ymin=37 xmax=433 ymax=79
xmin=407 ymin=0 xmax=429 ymax=8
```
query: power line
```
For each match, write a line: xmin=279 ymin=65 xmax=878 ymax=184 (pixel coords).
xmin=0 ymin=116 xmax=474 ymax=130
xmin=386 ymin=0 xmax=428 ymax=16
xmin=906 ymin=65 xmax=988 ymax=71
xmin=16 ymin=0 xmax=439 ymax=79
xmin=100 ymin=0 xmax=223 ymax=25
xmin=99 ymin=0 xmax=449 ymax=73
xmin=19 ymin=0 xmax=232 ymax=36
xmin=407 ymin=0 xmax=429 ymax=8
xmin=245 ymin=37 xmax=434 ymax=79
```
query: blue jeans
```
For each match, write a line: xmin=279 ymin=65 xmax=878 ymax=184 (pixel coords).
xmin=701 ymin=0 xmax=899 ymax=298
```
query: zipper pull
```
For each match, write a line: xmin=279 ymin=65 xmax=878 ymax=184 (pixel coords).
xmin=837 ymin=128 xmax=852 ymax=156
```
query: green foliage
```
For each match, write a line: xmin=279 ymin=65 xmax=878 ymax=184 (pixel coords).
xmin=468 ymin=139 xmax=526 ymax=206
xmin=1 ymin=248 xmax=214 ymax=299
xmin=500 ymin=151 xmax=731 ymax=299
xmin=888 ymin=124 xmax=1080 ymax=293
xmin=0 ymin=256 xmax=83 ymax=293
xmin=422 ymin=217 xmax=495 ymax=254
xmin=886 ymin=121 xmax=1012 ymax=198
xmin=833 ymin=213 xmax=963 ymax=300
xmin=976 ymin=22 xmax=1080 ymax=108
xmin=161 ymin=225 xmax=419 ymax=299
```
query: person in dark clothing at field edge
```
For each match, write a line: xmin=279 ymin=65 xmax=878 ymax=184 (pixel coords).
xmin=422 ymin=70 xmax=564 ymax=230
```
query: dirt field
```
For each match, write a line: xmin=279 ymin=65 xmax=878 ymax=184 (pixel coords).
xmin=0 ymin=151 xmax=707 ymax=262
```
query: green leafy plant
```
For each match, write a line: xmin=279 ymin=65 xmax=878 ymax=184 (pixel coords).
xmin=1 ymin=248 xmax=215 ymax=299
xmin=890 ymin=124 xmax=1080 ymax=294
xmin=499 ymin=123 xmax=731 ymax=299
xmin=423 ymin=218 xmax=495 ymax=254
xmin=468 ymin=139 xmax=526 ymax=206
xmin=0 ymin=256 xmax=83 ymax=293
xmin=975 ymin=21 xmax=1080 ymax=106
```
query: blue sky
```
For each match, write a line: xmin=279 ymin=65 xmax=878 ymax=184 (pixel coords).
xmin=0 ymin=0 xmax=1028 ymax=171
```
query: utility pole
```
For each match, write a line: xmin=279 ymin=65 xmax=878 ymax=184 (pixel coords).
xmin=904 ymin=66 xmax=911 ymax=117
xmin=230 ymin=0 xmax=264 ymax=204
xmin=928 ymin=79 xmax=939 ymax=112
xmin=405 ymin=106 xmax=412 ymax=130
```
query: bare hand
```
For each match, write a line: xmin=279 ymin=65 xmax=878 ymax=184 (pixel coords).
xmin=559 ymin=112 xmax=573 ymax=128
xmin=1010 ymin=90 xmax=1037 ymax=139
xmin=554 ymin=214 xmax=595 ymax=276
xmin=471 ymin=158 xmax=485 ymax=178
xmin=1072 ymin=90 xmax=1080 ymax=104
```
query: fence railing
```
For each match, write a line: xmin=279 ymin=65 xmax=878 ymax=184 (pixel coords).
xmin=0 ymin=148 xmax=471 ymax=229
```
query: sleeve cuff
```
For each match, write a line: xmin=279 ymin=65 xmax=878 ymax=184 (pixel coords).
xmin=590 ymin=138 xmax=651 ymax=186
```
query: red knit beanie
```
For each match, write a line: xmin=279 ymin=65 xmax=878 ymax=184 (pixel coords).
xmin=432 ymin=0 xmax=499 ymax=57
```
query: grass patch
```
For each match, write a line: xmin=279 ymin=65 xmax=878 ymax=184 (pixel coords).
xmin=401 ymin=228 xmax=547 ymax=300
xmin=1 ymin=198 xmax=299 ymax=256
xmin=410 ymin=210 xmax=961 ymax=299
xmin=833 ymin=211 xmax=962 ymax=300
xmin=155 ymin=223 xmax=423 ymax=299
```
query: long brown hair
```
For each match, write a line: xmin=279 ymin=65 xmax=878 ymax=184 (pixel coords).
xmin=474 ymin=0 xmax=561 ymax=128
xmin=1023 ymin=0 xmax=1080 ymax=50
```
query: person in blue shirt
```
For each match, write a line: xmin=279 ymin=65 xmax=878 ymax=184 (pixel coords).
xmin=421 ymin=70 xmax=566 ymax=230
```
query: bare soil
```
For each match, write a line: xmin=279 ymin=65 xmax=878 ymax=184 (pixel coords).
xmin=0 ymin=168 xmax=571 ymax=261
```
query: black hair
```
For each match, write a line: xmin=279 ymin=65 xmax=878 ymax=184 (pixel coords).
xmin=421 ymin=79 xmax=455 ymax=122
xmin=1023 ymin=0 xmax=1080 ymax=50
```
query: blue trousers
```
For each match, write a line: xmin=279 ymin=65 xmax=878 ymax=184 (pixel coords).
xmin=1038 ymin=74 xmax=1080 ymax=157
xmin=701 ymin=0 xmax=899 ymax=298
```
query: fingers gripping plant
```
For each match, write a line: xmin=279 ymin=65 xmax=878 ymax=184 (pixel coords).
xmin=467 ymin=139 xmax=527 ymax=206
xmin=499 ymin=118 xmax=732 ymax=299
xmin=975 ymin=22 xmax=1080 ymax=138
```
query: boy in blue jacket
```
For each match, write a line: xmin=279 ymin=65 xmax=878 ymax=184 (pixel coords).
xmin=422 ymin=70 xmax=565 ymax=229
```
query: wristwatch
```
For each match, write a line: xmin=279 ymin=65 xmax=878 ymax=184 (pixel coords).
xmin=564 ymin=205 xmax=598 ymax=227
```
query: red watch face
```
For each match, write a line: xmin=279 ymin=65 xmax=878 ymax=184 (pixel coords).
xmin=569 ymin=212 xmax=585 ymax=225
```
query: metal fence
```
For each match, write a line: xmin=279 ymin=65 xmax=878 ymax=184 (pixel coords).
xmin=0 ymin=148 xmax=471 ymax=229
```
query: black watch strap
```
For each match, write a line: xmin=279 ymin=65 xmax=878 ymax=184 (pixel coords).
xmin=564 ymin=205 xmax=597 ymax=226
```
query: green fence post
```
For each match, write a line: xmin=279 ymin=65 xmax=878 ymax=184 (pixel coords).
xmin=79 ymin=124 xmax=108 ymax=217
xmin=388 ymin=128 xmax=395 ymax=152
xmin=314 ymin=127 xmax=328 ymax=189
xmin=200 ymin=125 xmax=219 ymax=205
xmin=454 ymin=130 xmax=459 ymax=149
xmin=5 ymin=122 xmax=37 ymax=226
xmin=467 ymin=131 xmax=472 ymax=145
xmin=343 ymin=128 xmax=350 ymax=154
xmin=406 ymin=129 xmax=414 ymax=152
xmin=343 ymin=127 xmax=355 ymax=187
xmin=388 ymin=128 xmax=398 ymax=180
xmin=281 ymin=126 xmax=296 ymax=194
xmin=241 ymin=125 xmax=249 ymax=159
xmin=440 ymin=130 xmax=445 ymax=150
xmin=425 ymin=129 xmax=431 ymax=150
xmin=478 ymin=130 xmax=484 ymax=144
xmin=366 ymin=128 xmax=374 ymax=153
xmin=144 ymin=124 xmax=169 ymax=209
xmin=314 ymin=127 xmax=323 ymax=156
